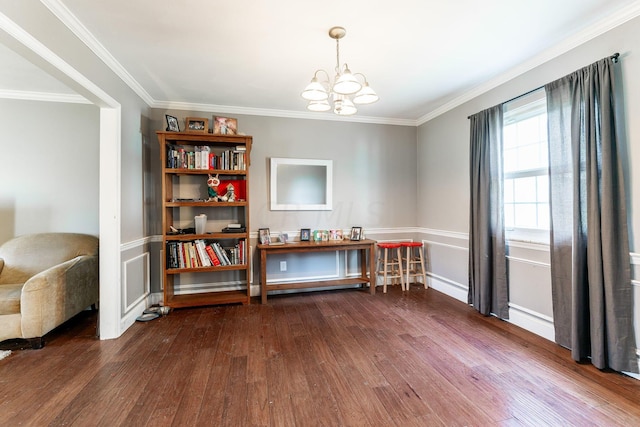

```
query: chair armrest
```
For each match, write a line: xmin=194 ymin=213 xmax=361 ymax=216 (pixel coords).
xmin=20 ymin=255 xmax=99 ymax=338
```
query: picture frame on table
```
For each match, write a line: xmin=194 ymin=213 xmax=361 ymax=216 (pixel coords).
xmin=350 ymin=226 xmax=362 ymax=241
xmin=165 ymin=115 xmax=180 ymax=132
xmin=259 ymin=228 xmax=271 ymax=245
xmin=185 ymin=117 xmax=209 ymax=133
xmin=300 ymin=228 xmax=311 ymax=241
xmin=213 ymin=116 xmax=238 ymax=135
xmin=329 ymin=229 xmax=343 ymax=240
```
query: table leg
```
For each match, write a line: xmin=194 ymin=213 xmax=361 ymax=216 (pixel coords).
xmin=369 ymin=243 xmax=376 ymax=294
xmin=260 ymin=249 xmax=267 ymax=304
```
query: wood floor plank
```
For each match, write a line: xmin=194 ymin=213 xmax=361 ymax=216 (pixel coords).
xmin=1 ymin=287 xmax=640 ymax=426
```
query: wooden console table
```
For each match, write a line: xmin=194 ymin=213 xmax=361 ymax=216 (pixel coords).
xmin=258 ymin=239 xmax=377 ymax=303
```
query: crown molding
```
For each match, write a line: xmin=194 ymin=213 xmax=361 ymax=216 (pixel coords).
xmin=416 ymin=1 xmax=640 ymax=125
xmin=41 ymin=0 xmax=155 ymax=106
xmin=0 ymin=89 xmax=90 ymax=104
xmin=152 ymin=100 xmax=417 ymax=126
xmin=0 ymin=8 xmax=118 ymax=109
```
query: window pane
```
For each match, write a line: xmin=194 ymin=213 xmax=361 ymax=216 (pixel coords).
xmin=537 ymin=141 xmax=549 ymax=168
xmin=504 ymin=148 xmax=518 ymax=173
xmin=538 ymin=204 xmax=550 ymax=230
xmin=504 ymin=179 xmax=514 ymax=203
xmin=517 ymin=143 xmax=542 ymax=170
xmin=504 ymin=204 xmax=515 ymax=228
xmin=517 ymin=117 xmax=540 ymax=145
xmin=514 ymin=204 xmax=537 ymax=228
xmin=504 ymin=124 xmax=517 ymax=149
xmin=537 ymin=175 xmax=549 ymax=203
xmin=514 ymin=177 xmax=536 ymax=203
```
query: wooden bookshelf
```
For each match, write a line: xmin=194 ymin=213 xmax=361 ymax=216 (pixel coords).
xmin=157 ymin=131 xmax=252 ymax=308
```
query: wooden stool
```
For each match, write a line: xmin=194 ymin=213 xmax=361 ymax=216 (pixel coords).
xmin=401 ymin=242 xmax=427 ymax=290
xmin=376 ymin=242 xmax=405 ymax=293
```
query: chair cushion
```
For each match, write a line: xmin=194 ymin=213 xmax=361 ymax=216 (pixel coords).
xmin=0 ymin=284 xmax=22 ymax=315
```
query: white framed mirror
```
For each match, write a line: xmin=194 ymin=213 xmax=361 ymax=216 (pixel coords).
xmin=270 ymin=158 xmax=333 ymax=211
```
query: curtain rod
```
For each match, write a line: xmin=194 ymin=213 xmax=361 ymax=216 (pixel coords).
xmin=467 ymin=52 xmax=620 ymax=119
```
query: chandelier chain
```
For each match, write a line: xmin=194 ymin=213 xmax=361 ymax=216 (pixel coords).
xmin=335 ymin=38 xmax=341 ymax=75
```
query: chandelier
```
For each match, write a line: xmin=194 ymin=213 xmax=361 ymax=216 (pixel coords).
xmin=301 ymin=26 xmax=379 ymax=116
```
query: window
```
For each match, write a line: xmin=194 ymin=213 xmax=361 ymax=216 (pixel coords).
xmin=503 ymin=90 xmax=549 ymax=242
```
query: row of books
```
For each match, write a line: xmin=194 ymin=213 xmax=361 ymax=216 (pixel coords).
xmin=166 ymin=145 xmax=247 ymax=170
xmin=166 ymin=239 xmax=246 ymax=269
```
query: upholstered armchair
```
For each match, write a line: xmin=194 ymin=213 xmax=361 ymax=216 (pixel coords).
xmin=0 ymin=233 xmax=99 ymax=348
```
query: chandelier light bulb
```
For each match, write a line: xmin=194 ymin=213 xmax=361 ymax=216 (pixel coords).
xmin=333 ymin=65 xmax=362 ymax=95
xmin=353 ymin=82 xmax=379 ymax=105
xmin=301 ymin=77 xmax=329 ymax=101
xmin=307 ymin=99 xmax=331 ymax=112
xmin=334 ymin=97 xmax=357 ymax=116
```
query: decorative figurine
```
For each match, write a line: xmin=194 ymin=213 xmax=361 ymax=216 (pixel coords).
xmin=207 ymin=174 xmax=221 ymax=202
xmin=223 ymin=183 xmax=236 ymax=202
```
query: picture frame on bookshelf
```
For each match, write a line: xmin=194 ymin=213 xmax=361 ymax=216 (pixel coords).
xmin=165 ymin=114 xmax=180 ymax=132
xmin=185 ymin=117 xmax=209 ymax=133
xmin=350 ymin=227 xmax=362 ymax=241
xmin=213 ymin=116 xmax=238 ymax=135
xmin=259 ymin=228 xmax=271 ymax=245
xmin=300 ymin=228 xmax=311 ymax=242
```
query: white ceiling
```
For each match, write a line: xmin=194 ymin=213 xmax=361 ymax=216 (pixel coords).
xmin=3 ymin=0 xmax=640 ymax=124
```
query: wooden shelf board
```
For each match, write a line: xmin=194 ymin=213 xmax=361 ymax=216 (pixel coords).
xmin=165 ymin=290 xmax=249 ymax=308
xmin=266 ymin=277 xmax=371 ymax=291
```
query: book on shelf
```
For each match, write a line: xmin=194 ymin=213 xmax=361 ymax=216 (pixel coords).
xmin=195 ymin=240 xmax=212 ymax=267
xmin=185 ymin=242 xmax=194 ymax=268
xmin=204 ymin=244 xmax=221 ymax=266
xmin=212 ymin=242 xmax=231 ymax=265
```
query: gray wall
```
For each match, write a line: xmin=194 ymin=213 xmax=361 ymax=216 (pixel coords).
xmin=0 ymin=99 xmax=99 ymax=245
xmin=417 ymin=16 xmax=640 ymax=350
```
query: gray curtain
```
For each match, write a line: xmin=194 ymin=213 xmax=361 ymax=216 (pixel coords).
xmin=468 ymin=105 xmax=509 ymax=319
xmin=546 ymin=57 xmax=637 ymax=372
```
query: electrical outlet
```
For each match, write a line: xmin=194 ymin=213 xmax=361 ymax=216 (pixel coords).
xmin=280 ymin=261 xmax=287 ymax=271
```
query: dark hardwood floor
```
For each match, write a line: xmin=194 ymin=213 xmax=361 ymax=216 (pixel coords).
xmin=1 ymin=285 xmax=640 ymax=426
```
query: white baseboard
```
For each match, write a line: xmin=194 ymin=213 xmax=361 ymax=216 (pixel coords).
xmin=120 ymin=295 xmax=148 ymax=332
xmin=507 ymin=303 xmax=555 ymax=342
xmin=427 ymin=273 xmax=468 ymax=302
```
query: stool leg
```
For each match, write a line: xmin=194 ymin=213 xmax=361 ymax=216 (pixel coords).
xmin=383 ymin=248 xmax=389 ymax=294
xmin=397 ymin=247 xmax=405 ymax=291
xmin=405 ymin=245 xmax=411 ymax=290
xmin=418 ymin=246 xmax=428 ymax=289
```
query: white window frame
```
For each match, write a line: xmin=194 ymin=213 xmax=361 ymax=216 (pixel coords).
xmin=503 ymin=90 xmax=550 ymax=245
